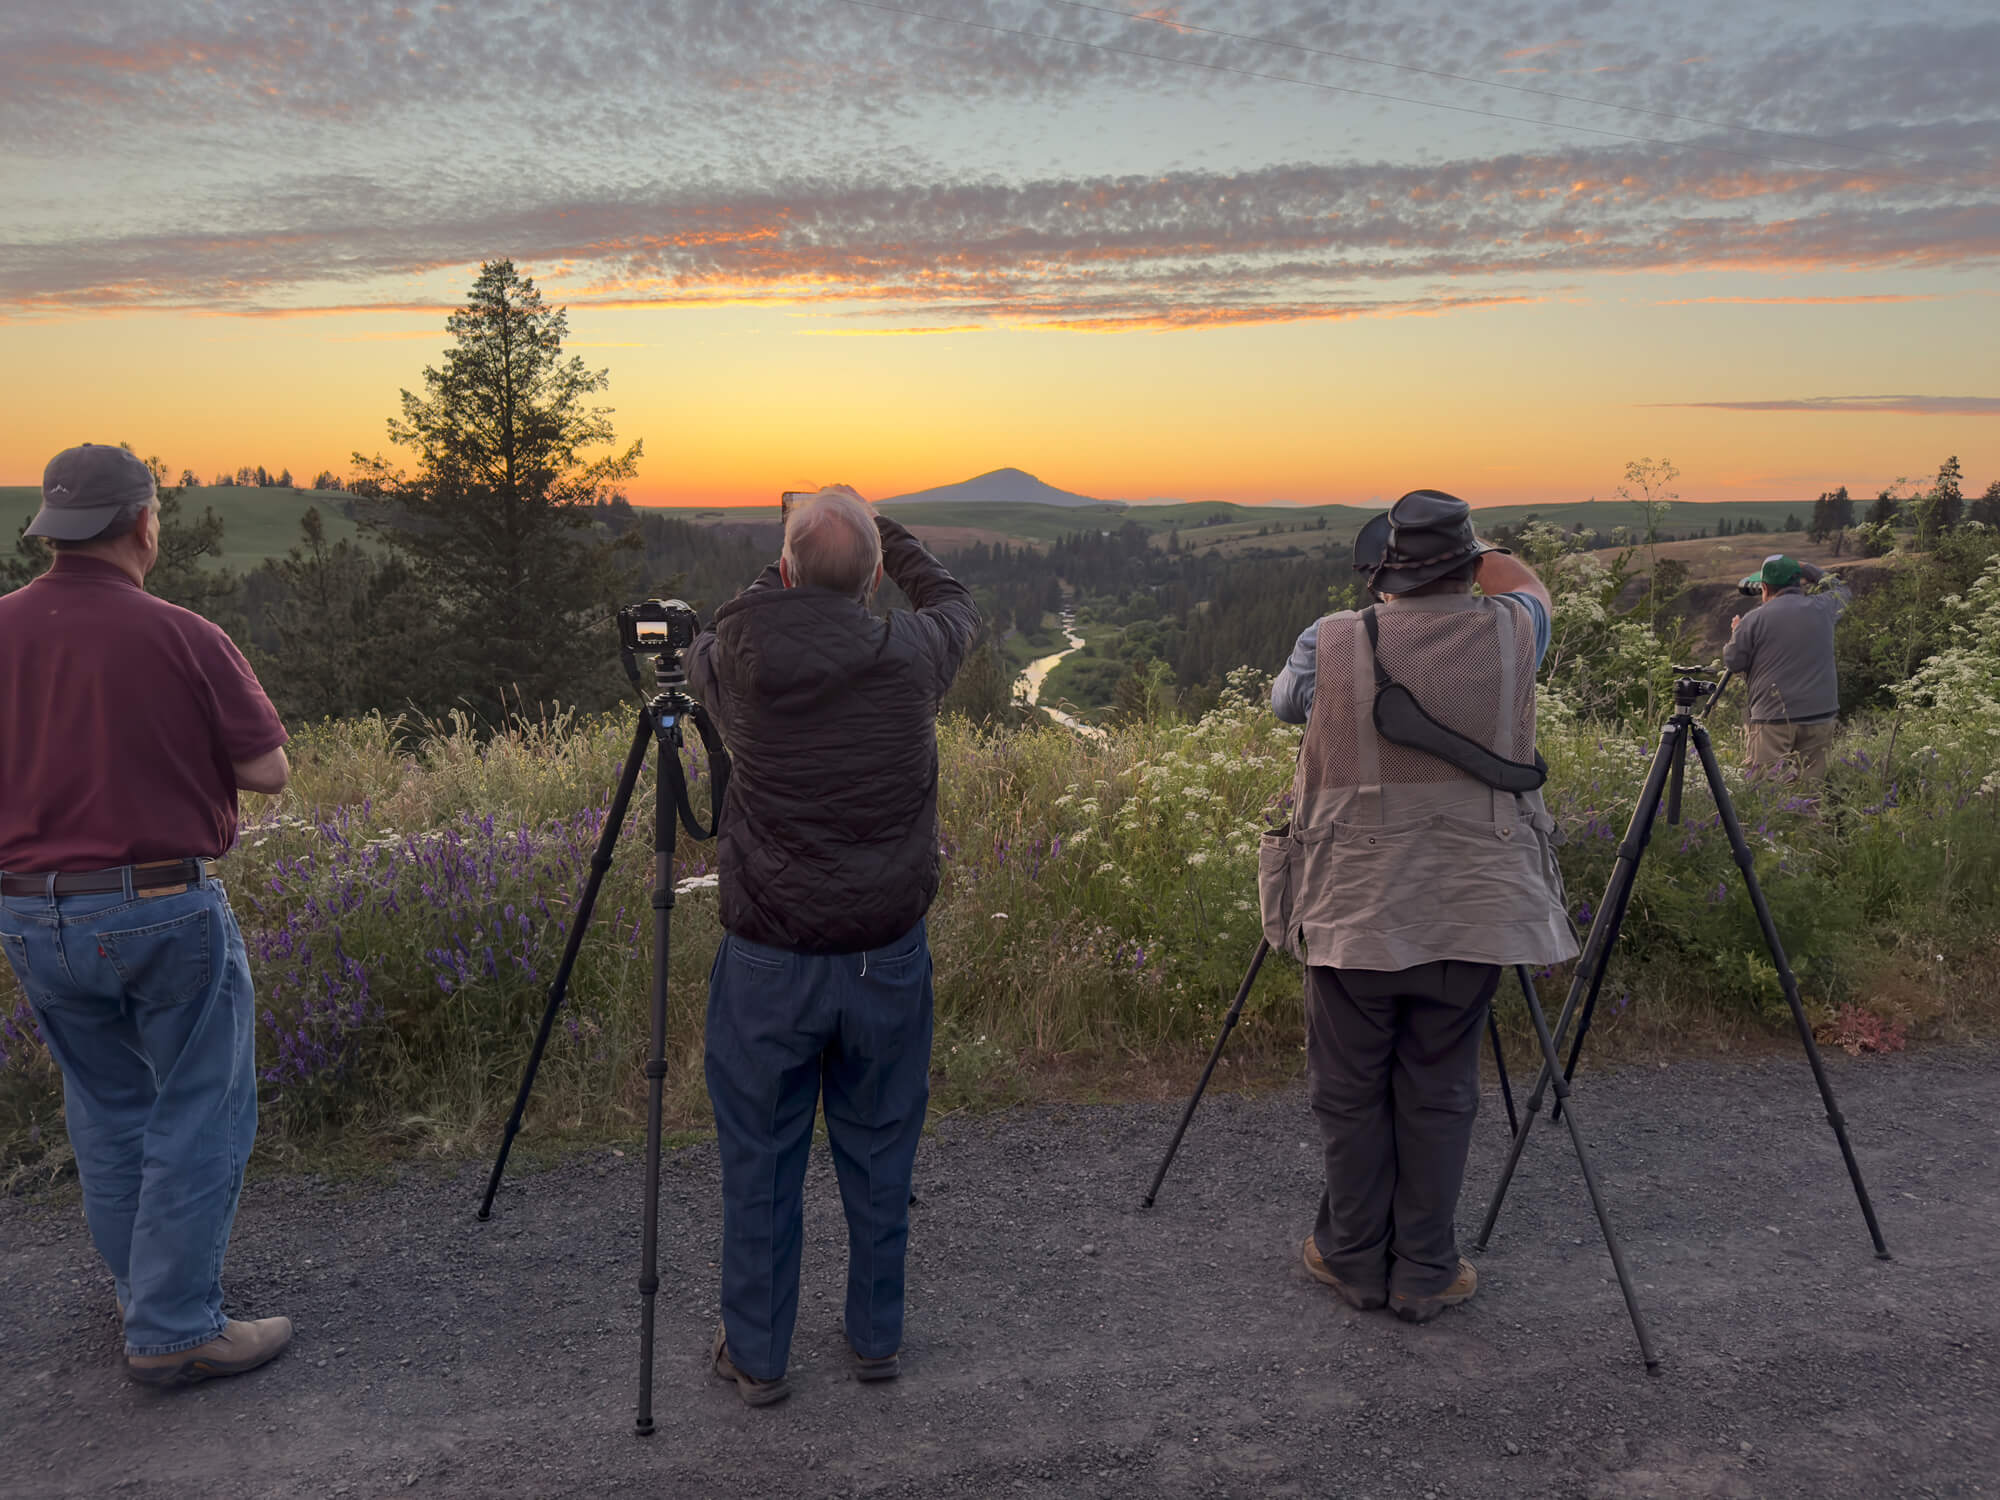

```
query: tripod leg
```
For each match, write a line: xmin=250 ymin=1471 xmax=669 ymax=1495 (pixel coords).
xmin=1666 ymin=721 xmax=1687 ymax=828
xmin=479 ymin=708 xmax=652 ymax=1220
xmin=1690 ymin=726 xmax=1892 ymax=1259
xmin=1141 ymin=939 xmax=1269 ymax=1208
xmin=1488 ymin=1003 xmax=1518 ymax=1139
xmin=636 ymin=723 xmax=684 ymax=1436
xmin=1477 ymin=726 xmax=1679 ymax=1248
xmin=1518 ymin=965 xmax=1661 ymax=1374
xmin=1554 ymin=721 xmax=1685 ymax=1124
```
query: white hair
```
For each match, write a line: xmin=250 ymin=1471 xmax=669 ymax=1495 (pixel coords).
xmin=782 ymin=488 xmax=882 ymax=597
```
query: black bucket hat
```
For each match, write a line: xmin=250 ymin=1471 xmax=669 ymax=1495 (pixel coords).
xmin=1352 ymin=489 xmax=1507 ymax=595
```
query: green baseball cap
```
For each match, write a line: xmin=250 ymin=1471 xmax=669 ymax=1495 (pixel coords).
xmin=1758 ymin=554 xmax=1803 ymax=589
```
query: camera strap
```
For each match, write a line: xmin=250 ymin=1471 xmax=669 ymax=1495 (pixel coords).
xmin=668 ymin=700 xmax=730 ymax=841
xmin=1362 ymin=607 xmax=1547 ymax=794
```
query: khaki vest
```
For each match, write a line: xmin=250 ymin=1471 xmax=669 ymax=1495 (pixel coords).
xmin=1259 ymin=594 xmax=1579 ymax=971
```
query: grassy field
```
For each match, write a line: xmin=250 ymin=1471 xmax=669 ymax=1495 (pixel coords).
xmin=4 ymin=678 xmax=1990 ymax=1175
xmin=658 ymin=497 xmax=1809 ymax=554
xmin=1 ymin=485 xmax=364 ymax=568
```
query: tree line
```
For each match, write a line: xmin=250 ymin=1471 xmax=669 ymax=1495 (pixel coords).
xmin=202 ymin=465 xmax=348 ymax=491
xmin=7 ymin=258 xmax=1993 ymax=735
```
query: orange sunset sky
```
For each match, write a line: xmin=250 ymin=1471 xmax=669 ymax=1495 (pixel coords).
xmin=3 ymin=1 xmax=1995 ymax=508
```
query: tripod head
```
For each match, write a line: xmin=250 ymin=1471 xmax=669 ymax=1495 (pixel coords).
xmin=1669 ymin=667 xmax=1719 ymax=716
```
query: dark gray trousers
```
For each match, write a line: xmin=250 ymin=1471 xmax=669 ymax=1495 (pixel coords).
xmin=1306 ymin=961 xmax=1500 ymax=1299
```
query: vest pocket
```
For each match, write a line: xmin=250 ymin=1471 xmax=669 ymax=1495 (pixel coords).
xmin=1258 ymin=826 xmax=1299 ymax=958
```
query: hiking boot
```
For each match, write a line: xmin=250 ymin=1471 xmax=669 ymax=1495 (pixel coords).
xmin=711 ymin=1322 xmax=790 ymax=1407
xmin=851 ymin=1346 xmax=901 ymax=1382
xmin=1302 ymin=1235 xmax=1387 ymax=1311
xmin=126 ymin=1317 xmax=293 ymax=1387
xmin=1390 ymin=1259 xmax=1478 ymax=1324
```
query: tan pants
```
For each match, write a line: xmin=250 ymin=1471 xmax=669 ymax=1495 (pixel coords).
xmin=1746 ymin=718 xmax=1837 ymax=782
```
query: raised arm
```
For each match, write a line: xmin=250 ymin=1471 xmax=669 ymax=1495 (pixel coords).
xmin=1475 ymin=550 xmax=1551 ymax=615
xmin=1800 ymin=559 xmax=1852 ymax=612
xmin=875 ymin=513 xmax=979 ymax=691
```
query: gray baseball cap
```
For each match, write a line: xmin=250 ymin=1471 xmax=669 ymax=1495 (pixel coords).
xmin=26 ymin=444 xmax=158 ymax=541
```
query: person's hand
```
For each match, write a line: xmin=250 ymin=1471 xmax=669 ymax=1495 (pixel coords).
xmin=1730 ymin=614 xmax=1741 ymax=633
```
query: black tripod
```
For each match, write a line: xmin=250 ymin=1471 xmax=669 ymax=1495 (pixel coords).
xmin=475 ymin=654 xmax=727 ymax=1438
xmin=1477 ymin=671 xmax=1890 ymax=1346
xmin=1140 ymin=937 xmax=1525 ymax=1207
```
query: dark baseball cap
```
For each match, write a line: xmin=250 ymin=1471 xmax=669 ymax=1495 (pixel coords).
xmin=26 ymin=444 xmax=158 ymax=541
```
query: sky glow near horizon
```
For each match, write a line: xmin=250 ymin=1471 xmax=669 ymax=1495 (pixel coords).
xmin=1 ymin=0 xmax=1996 ymax=507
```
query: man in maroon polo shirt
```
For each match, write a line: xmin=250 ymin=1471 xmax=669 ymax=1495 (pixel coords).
xmin=0 ymin=443 xmax=294 ymax=1386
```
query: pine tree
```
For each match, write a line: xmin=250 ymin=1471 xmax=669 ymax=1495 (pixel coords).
xmin=352 ymin=259 xmax=641 ymax=722
xmin=1971 ymin=480 xmax=2000 ymax=529
xmin=255 ymin=508 xmax=442 ymax=720
xmin=1934 ymin=455 xmax=1964 ymax=531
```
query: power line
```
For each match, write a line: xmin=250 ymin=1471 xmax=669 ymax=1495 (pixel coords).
xmin=829 ymin=0 xmax=1960 ymax=190
xmin=1049 ymin=0 xmax=1963 ymax=172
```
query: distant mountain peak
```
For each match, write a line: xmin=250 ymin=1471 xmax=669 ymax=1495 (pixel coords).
xmin=879 ymin=468 xmax=1124 ymax=509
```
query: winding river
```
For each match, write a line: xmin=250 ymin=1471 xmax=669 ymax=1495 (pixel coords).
xmin=1014 ymin=616 xmax=1107 ymax=741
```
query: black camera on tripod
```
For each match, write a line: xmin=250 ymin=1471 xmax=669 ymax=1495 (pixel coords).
xmin=618 ymin=598 xmax=701 ymax=688
xmin=620 ymin=597 xmax=699 ymax=659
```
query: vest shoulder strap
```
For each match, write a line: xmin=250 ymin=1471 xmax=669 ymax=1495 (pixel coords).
xmin=1362 ymin=606 xmax=1547 ymax=794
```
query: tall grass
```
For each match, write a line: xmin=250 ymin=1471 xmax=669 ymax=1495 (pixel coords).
xmin=5 ymin=674 xmax=1998 ymax=1170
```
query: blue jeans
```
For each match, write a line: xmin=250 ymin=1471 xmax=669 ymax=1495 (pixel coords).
xmin=0 ymin=878 xmax=258 ymax=1356
xmin=705 ymin=922 xmax=934 ymax=1381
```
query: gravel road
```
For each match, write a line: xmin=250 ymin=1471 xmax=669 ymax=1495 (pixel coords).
xmin=3 ymin=1046 xmax=1995 ymax=1499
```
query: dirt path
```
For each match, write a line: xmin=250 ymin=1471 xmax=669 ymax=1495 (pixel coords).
xmin=3 ymin=1047 xmax=1996 ymax=1499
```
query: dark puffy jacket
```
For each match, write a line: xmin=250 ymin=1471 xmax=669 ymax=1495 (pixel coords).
xmin=688 ymin=515 xmax=978 ymax=953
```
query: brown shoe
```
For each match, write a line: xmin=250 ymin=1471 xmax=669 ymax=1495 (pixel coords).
xmin=851 ymin=1346 xmax=900 ymax=1382
xmin=1302 ymin=1235 xmax=1387 ymax=1311
xmin=711 ymin=1322 xmax=790 ymax=1407
xmin=1390 ymin=1259 xmax=1478 ymax=1324
xmin=127 ymin=1317 xmax=293 ymax=1386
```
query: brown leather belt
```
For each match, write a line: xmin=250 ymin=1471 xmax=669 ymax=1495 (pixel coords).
xmin=0 ymin=858 xmax=209 ymax=899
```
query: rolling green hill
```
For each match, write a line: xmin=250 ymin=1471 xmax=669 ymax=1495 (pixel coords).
xmin=664 ymin=496 xmax=1805 ymax=553
xmin=1 ymin=486 xmax=364 ymax=568
xmin=3 ymin=483 xmax=1808 ymax=574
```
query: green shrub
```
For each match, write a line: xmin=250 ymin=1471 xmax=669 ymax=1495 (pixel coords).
xmin=6 ymin=656 xmax=1999 ymax=1167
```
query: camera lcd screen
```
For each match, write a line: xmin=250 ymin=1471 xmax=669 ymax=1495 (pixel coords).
xmin=781 ymin=491 xmax=813 ymax=523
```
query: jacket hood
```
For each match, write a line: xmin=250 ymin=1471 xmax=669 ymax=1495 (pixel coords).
xmin=712 ymin=585 xmax=891 ymax=709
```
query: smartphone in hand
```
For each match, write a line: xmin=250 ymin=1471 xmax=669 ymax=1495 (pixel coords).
xmin=780 ymin=491 xmax=813 ymax=524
